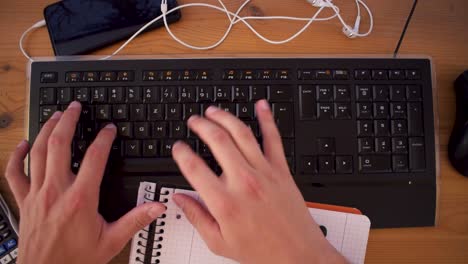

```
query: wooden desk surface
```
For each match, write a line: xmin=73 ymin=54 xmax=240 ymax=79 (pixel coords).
xmin=0 ymin=0 xmax=467 ymax=263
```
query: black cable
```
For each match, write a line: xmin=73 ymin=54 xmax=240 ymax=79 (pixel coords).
xmin=393 ymin=0 xmax=419 ymax=58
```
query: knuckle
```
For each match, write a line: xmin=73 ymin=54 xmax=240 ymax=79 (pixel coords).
xmin=184 ymin=155 xmax=202 ymax=172
xmin=48 ymin=134 xmax=66 ymax=147
xmin=85 ymin=143 xmax=103 ymax=159
xmin=239 ymin=170 xmax=265 ymax=200
xmin=30 ymin=145 xmax=45 ymax=160
xmin=64 ymin=188 xmax=86 ymax=215
xmin=238 ymin=125 xmax=254 ymax=141
xmin=134 ymin=214 xmax=149 ymax=230
xmin=212 ymin=128 xmax=229 ymax=143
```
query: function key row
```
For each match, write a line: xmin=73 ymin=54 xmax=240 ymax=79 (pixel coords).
xmin=143 ymin=70 xmax=210 ymax=81
xmin=298 ymin=69 xmax=349 ymax=80
xmin=222 ymin=69 xmax=290 ymax=80
xmin=66 ymin=71 xmax=135 ymax=83
xmin=355 ymin=69 xmax=421 ymax=80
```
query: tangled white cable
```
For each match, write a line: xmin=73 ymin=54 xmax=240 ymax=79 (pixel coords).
xmin=20 ymin=0 xmax=373 ymax=61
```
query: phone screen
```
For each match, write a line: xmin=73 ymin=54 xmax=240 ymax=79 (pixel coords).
xmin=44 ymin=0 xmax=181 ymax=56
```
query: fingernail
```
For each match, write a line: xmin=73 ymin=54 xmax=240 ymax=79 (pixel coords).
xmin=187 ymin=115 xmax=200 ymax=124
xmin=16 ymin=140 xmax=28 ymax=149
xmin=68 ymin=101 xmax=81 ymax=109
xmin=50 ymin=111 xmax=63 ymax=120
xmin=258 ymin=100 xmax=270 ymax=110
xmin=148 ymin=205 xmax=164 ymax=218
xmin=205 ymin=106 xmax=219 ymax=115
xmin=104 ymin=123 xmax=116 ymax=130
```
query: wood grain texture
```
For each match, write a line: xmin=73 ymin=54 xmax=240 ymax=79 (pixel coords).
xmin=0 ymin=0 xmax=467 ymax=263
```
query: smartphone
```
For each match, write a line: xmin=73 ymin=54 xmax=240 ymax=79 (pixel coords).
xmin=44 ymin=0 xmax=181 ymax=56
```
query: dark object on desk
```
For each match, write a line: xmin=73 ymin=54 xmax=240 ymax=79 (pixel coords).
xmin=43 ymin=0 xmax=181 ymax=56
xmin=28 ymin=58 xmax=437 ymax=228
xmin=448 ymin=70 xmax=468 ymax=177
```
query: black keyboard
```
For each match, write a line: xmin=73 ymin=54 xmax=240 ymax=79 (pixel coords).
xmin=28 ymin=58 xmax=437 ymax=228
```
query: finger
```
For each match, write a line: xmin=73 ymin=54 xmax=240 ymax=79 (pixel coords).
xmin=187 ymin=115 xmax=251 ymax=178
xmin=172 ymin=141 xmax=225 ymax=206
xmin=5 ymin=140 xmax=31 ymax=207
xmin=29 ymin=111 xmax=63 ymax=191
xmin=204 ymin=106 xmax=268 ymax=170
xmin=172 ymin=194 xmax=224 ymax=255
xmin=101 ymin=202 xmax=166 ymax=255
xmin=256 ymin=100 xmax=288 ymax=168
xmin=75 ymin=124 xmax=116 ymax=196
xmin=44 ymin=101 xmax=81 ymax=188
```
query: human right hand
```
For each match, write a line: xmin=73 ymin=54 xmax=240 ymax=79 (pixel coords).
xmin=171 ymin=100 xmax=347 ymax=264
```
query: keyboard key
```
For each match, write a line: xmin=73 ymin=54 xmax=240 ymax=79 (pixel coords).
xmin=373 ymin=103 xmax=389 ymax=119
xmin=134 ymin=122 xmax=150 ymax=139
xmin=409 ymin=137 xmax=425 ymax=171
xmin=336 ymin=156 xmax=353 ymax=174
xmin=334 ymin=85 xmax=351 ymax=101
xmin=357 ymin=103 xmax=373 ymax=119
xmin=40 ymin=105 xmax=58 ymax=122
xmin=120 ymin=158 xmax=179 ymax=173
xmin=333 ymin=69 xmax=349 ymax=80
xmin=232 ymin=86 xmax=249 ymax=102
xmin=316 ymin=85 xmax=333 ymax=101
xmin=127 ymin=87 xmax=142 ymax=103
xmin=257 ymin=70 xmax=274 ymax=80
xmin=40 ymin=87 xmax=56 ymax=104
xmin=389 ymin=69 xmax=405 ymax=80
xmin=315 ymin=70 xmax=332 ymax=80
xmin=272 ymin=103 xmax=294 ymax=138
xmin=392 ymin=155 xmax=409 ymax=172
xmin=75 ymin=87 xmax=89 ymax=103
xmin=372 ymin=69 xmax=387 ymax=80
xmin=183 ymin=104 xmax=199 ymax=120
xmin=318 ymin=156 xmax=334 ymax=173
xmin=125 ymin=140 xmax=141 ymax=157
xmin=80 ymin=105 xmax=94 ymax=121
xmin=392 ymin=137 xmax=407 ymax=153
xmin=359 ymin=155 xmax=391 ymax=173
xmin=152 ymin=122 xmax=167 ymax=138
xmin=374 ymin=120 xmax=390 ymax=136
xmin=373 ymin=85 xmax=389 ymax=101
xmin=282 ymin=139 xmax=294 ymax=156
xmin=161 ymin=70 xmax=179 ymax=81
xmin=358 ymin=120 xmax=373 ymax=136
xmin=165 ymin=104 xmax=181 ymax=120
xmin=197 ymin=70 xmax=211 ymax=80
xmin=73 ymin=140 xmax=88 ymax=158
xmin=223 ymin=69 xmax=239 ymax=80
xmin=317 ymin=103 xmax=333 ymax=120
xmin=301 ymin=156 xmax=317 ymax=174
xmin=219 ymin=103 xmax=236 ymax=116
xmin=356 ymin=85 xmax=372 ymax=101
xmin=4 ymin=239 xmax=16 ymax=250
xmin=197 ymin=86 xmax=213 ymax=102
xmin=109 ymin=87 xmax=125 ymax=103
xmin=276 ymin=70 xmax=290 ymax=80
xmin=391 ymin=120 xmax=408 ymax=135
xmin=407 ymin=85 xmax=422 ymax=100
xmin=181 ymin=70 xmax=196 ymax=81
xmin=198 ymin=141 xmax=212 ymax=157
xmin=40 ymin=72 xmax=58 ymax=83
xmin=390 ymin=85 xmax=406 ymax=101
xmin=354 ymin=69 xmax=371 ymax=80
xmin=237 ymin=103 xmax=254 ymax=119
xmin=161 ymin=86 xmax=178 ymax=102
xmin=406 ymin=69 xmax=421 ymax=80
xmin=375 ymin=137 xmax=391 ymax=153
xmin=92 ymin=87 xmax=107 ymax=103
xmin=117 ymin=71 xmax=134 ymax=81
xmin=161 ymin=140 xmax=176 ymax=156
xmin=408 ymin=102 xmax=424 ymax=136
xmin=317 ymin=138 xmax=335 ymax=154
xmin=170 ymin=121 xmax=186 ymax=138
xmin=130 ymin=104 xmax=146 ymax=121
xmin=82 ymin=122 xmax=96 ymax=138
xmin=117 ymin=122 xmax=132 ymax=138
xmin=390 ymin=102 xmax=407 ymax=118
xmin=241 ymin=70 xmax=256 ymax=80
xmin=100 ymin=71 xmax=117 ymax=81
xmin=143 ymin=87 xmax=160 ymax=103
xmin=83 ymin=72 xmax=98 ymax=82
xmin=66 ymin=72 xmax=82 ymax=83
xmin=96 ymin=105 xmax=111 ymax=120
xmin=57 ymin=88 xmax=73 ymax=104
xmin=179 ymin=86 xmax=196 ymax=102
xmin=250 ymin=85 xmax=267 ymax=101
xmin=215 ymin=86 xmax=232 ymax=101
xmin=298 ymin=70 xmax=314 ymax=80
xmin=358 ymin=137 xmax=374 ymax=153
xmin=334 ymin=103 xmax=351 ymax=119
xmin=299 ymin=85 xmax=316 ymax=119
xmin=143 ymin=71 xmax=159 ymax=81
xmin=143 ymin=140 xmax=158 ymax=157
xmin=148 ymin=104 xmax=164 ymax=121
xmin=270 ymin=85 xmax=293 ymax=102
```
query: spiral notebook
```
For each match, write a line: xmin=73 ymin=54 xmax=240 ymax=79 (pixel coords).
xmin=129 ymin=182 xmax=371 ymax=264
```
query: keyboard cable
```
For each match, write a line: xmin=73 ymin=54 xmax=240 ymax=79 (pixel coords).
xmin=393 ymin=0 xmax=419 ymax=58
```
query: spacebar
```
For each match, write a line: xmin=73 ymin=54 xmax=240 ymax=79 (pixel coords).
xmin=120 ymin=158 xmax=180 ymax=173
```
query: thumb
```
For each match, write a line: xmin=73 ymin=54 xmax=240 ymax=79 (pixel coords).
xmin=101 ymin=202 xmax=166 ymax=255
xmin=172 ymin=194 xmax=225 ymax=256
